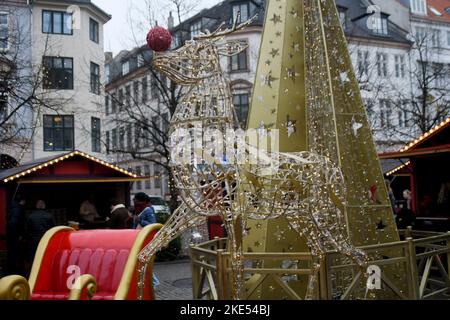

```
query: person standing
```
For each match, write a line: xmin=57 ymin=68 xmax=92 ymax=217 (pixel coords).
xmin=79 ymin=194 xmax=101 ymax=226
xmin=6 ymin=195 xmax=26 ymax=275
xmin=132 ymin=193 xmax=156 ymax=229
xmin=107 ymin=200 xmax=132 ymax=229
xmin=25 ymin=200 xmax=55 ymax=263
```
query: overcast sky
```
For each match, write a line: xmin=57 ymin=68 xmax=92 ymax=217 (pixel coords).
xmin=92 ymin=0 xmax=222 ymax=54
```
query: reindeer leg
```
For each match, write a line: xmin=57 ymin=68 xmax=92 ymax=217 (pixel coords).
xmin=285 ymin=215 xmax=325 ymax=300
xmin=136 ymin=203 xmax=205 ymax=300
xmin=223 ymin=215 xmax=245 ymax=300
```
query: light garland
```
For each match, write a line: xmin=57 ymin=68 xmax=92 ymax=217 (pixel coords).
xmin=2 ymin=150 xmax=139 ymax=183
xmin=386 ymin=161 xmax=411 ymax=177
xmin=400 ymin=117 xmax=450 ymax=153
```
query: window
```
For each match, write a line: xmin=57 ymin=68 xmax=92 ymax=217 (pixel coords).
xmin=111 ymin=128 xmax=117 ymax=150
xmin=357 ymin=50 xmax=369 ymax=77
xmin=415 ymin=26 xmax=426 ymax=42
xmin=142 ymin=77 xmax=148 ymax=103
xmin=135 ymin=123 xmax=141 ymax=149
xmin=190 ymin=20 xmax=202 ymax=38
xmin=119 ymin=127 xmax=125 ymax=150
xmin=144 ymin=165 xmax=151 ymax=189
xmin=136 ymin=166 xmax=142 ymax=190
xmin=42 ymin=10 xmax=72 ymax=35
xmin=338 ymin=10 xmax=347 ymax=30
xmin=137 ymin=54 xmax=144 ymax=68
xmin=90 ymin=62 xmax=100 ymax=94
xmin=447 ymin=31 xmax=450 ymax=46
xmin=0 ymin=13 xmax=9 ymax=50
xmin=411 ymin=0 xmax=427 ymax=15
xmin=376 ymin=53 xmax=388 ymax=78
xmin=162 ymin=113 xmax=169 ymax=134
xmin=91 ymin=117 xmax=101 ymax=152
xmin=394 ymin=55 xmax=405 ymax=78
xmin=106 ymin=131 xmax=110 ymax=154
xmin=431 ymin=29 xmax=441 ymax=47
xmin=230 ymin=44 xmax=248 ymax=71
xmin=89 ymin=18 xmax=99 ymax=43
xmin=151 ymin=76 xmax=158 ymax=99
xmin=0 ymin=92 xmax=7 ymax=121
xmin=43 ymin=57 xmax=73 ymax=90
xmin=398 ymin=110 xmax=410 ymax=128
xmin=43 ymin=115 xmax=74 ymax=151
xmin=127 ymin=124 xmax=133 ymax=150
xmin=111 ymin=92 xmax=117 ymax=113
xmin=122 ymin=60 xmax=129 ymax=75
xmin=172 ymin=33 xmax=181 ymax=49
xmin=125 ymin=85 xmax=131 ymax=107
xmin=371 ymin=16 xmax=388 ymax=35
xmin=105 ymin=95 xmax=110 ymax=115
xmin=232 ymin=3 xmax=249 ymax=23
xmin=154 ymin=165 xmax=162 ymax=189
xmin=433 ymin=63 xmax=446 ymax=88
xmin=118 ymin=88 xmax=124 ymax=111
xmin=133 ymin=81 xmax=139 ymax=102
xmin=379 ymin=100 xmax=392 ymax=128
xmin=233 ymin=93 xmax=249 ymax=125
xmin=105 ymin=64 xmax=110 ymax=83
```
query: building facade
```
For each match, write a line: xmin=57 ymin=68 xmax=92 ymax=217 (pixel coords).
xmin=0 ymin=0 xmax=110 ymax=165
xmin=104 ymin=0 xmax=450 ymax=197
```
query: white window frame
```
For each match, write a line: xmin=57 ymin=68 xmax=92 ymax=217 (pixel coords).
xmin=394 ymin=55 xmax=405 ymax=78
xmin=411 ymin=0 xmax=427 ymax=15
xmin=122 ymin=60 xmax=129 ymax=75
xmin=190 ymin=20 xmax=202 ymax=38
xmin=0 ymin=12 xmax=9 ymax=51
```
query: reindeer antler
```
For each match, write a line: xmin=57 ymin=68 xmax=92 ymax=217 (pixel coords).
xmin=194 ymin=12 xmax=258 ymax=40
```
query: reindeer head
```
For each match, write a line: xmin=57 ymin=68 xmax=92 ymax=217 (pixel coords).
xmin=152 ymin=14 xmax=257 ymax=85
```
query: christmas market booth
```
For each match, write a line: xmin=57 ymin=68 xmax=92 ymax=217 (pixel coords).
xmin=0 ymin=151 xmax=145 ymax=253
xmin=380 ymin=117 xmax=450 ymax=232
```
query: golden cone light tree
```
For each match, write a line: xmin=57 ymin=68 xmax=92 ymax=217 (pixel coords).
xmin=243 ymin=0 xmax=403 ymax=299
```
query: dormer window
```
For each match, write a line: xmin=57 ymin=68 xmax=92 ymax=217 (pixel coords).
xmin=338 ymin=9 xmax=347 ymax=30
xmin=190 ymin=20 xmax=202 ymax=38
xmin=122 ymin=60 xmax=129 ymax=75
xmin=232 ymin=2 xmax=249 ymax=23
xmin=371 ymin=15 xmax=388 ymax=36
xmin=411 ymin=0 xmax=427 ymax=15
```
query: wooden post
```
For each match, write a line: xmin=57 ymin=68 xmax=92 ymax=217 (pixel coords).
xmin=406 ymin=238 xmax=420 ymax=299
xmin=447 ymin=232 xmax=450 ymax=278
xmin=406 ymin=226 xmax=413 ymax=239
xmin=190 ymin=244 xmax=200 ymax=299
xmin=216 ymin=249 xmax=225 ymax=300
xmin=319 ymin=256 xmax=329 ymax=300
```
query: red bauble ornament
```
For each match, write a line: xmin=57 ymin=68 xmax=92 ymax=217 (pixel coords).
xmin=146 ymin=27 xmax=172 ymax=52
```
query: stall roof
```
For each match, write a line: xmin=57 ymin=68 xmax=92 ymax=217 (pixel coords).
xmin=0 ymin=151 xmax=140 ymax=184
xmin=379 ymin=117 xmax=450 ymax=160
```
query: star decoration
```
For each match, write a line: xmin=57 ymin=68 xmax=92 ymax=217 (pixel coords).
xmin=270 ymin=14 xmax=282 ymax=24
xmin=269 ymin=48 xmax=280 ymax=58
xmin=351 ymin=116 xmax=363 ymax=137
xmin=286 ymin=66 xmax=299 ymax=82
xmin=291 ymin=42 xmax=301 ymax=52
xmin=286 ymin=115 xmax=297 ymax=137
xmin=261 ymin=71 xmax=278 ymax=88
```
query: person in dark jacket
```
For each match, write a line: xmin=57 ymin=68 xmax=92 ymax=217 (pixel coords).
xmin=107 ymin=200 xmax=132 ymax=229
xmin=6 ymin=195 xmax=26 ymax=275
xmin=25 ymin=200 xmax=55 ymax=263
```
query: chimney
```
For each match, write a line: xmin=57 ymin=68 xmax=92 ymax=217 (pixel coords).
xmin=168 ymin=11 xmax=174 ymax=30
xmin=105 ymin=52 xmax=113 ymax=62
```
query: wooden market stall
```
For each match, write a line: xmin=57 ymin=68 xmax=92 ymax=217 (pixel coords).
xmin=380 ymin=117 xmax=450 ymax=231
xmin=0 ymin=151 xmax=144 ymax=253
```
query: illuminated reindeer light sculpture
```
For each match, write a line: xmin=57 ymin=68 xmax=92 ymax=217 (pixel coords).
xmin=137 ymin=16 xmax=368 ymax=300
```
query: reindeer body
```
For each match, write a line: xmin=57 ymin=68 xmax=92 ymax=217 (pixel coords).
xmin=137 ymin=19 xmax=367 ymax=300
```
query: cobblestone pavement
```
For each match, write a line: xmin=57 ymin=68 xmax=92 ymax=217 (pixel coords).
xmin=153 ymin=259 xmax=194 ymax=300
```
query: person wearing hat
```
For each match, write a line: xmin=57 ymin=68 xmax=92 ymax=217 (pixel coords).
xmin=132 ymin=192 xmax=156 ymax=229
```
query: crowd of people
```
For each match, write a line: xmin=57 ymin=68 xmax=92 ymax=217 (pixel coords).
xmin=5 ymin=192 xmax=157 ymax=277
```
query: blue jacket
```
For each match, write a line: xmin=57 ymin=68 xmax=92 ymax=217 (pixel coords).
xmin=137 ymin=206 xmax=156 ymax=228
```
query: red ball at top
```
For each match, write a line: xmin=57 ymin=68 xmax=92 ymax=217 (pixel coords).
xmin=146 ymin=26 xmax=172 ymax=52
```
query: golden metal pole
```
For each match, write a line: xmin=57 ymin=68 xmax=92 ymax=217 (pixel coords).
xmin=406 ymin=238 xmax=420 ymax=300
